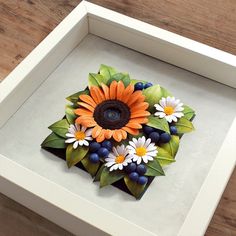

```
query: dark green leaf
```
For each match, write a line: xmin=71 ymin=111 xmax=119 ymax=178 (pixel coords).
xmin=145 ymin=159 xmax=165 ymax=176
xmin=183 ymin=105 xmax=195 ymax=120
xmin=48 ymin=119 xmax=69 ymax=138
xmin=66 ymin=89 xmax=89 ymax=104
xmin=100 ymin=167 xmax=125 ymax=187
xmin=66 ymin=144 xmax=89 ymax=168
xmin=124 ymin=176 xmax=146 ymax=199
xmin=65 ymin=105 xmax=76 ymax=124
xmin=147 ymin=115 xmax=170 ymax=133
xmin=88 ymin=73 xmax=107 ymax=87
xmin=143 ymin=84 xmax=162 ymax=112
xmin=94 ymin=164 xmax=105 ymax=182
xmin=160 ymin=86 xmax=172 ymax=97
xmin=160 ymin=135 xmax=179 ymax=157
xmin=81 ymin=155 xmax=100 ymax=177
xmin=156 ymin=146 xmax=175 ymax=167
xmin=175 ymin=117 xmax=195 ymax=134
xmin=99 ymin=64 xmax=117 ymax=80
xmin=41 ymin=132 xmax=66 ymax=149
xmin=107 ymin=73 xmax=131 ymax=87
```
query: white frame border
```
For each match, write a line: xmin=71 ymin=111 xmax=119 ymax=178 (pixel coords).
xmin=0 ymin=1 xmax=235 ymax=235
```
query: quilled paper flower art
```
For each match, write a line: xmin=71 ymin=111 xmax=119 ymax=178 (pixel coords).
xmin=41 ymin=65 xmax=195 ymax=199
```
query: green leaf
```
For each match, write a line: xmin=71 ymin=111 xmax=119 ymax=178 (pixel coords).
xmin=100 ymin=167 xmax=125 ymax=187
xmin=156 ymin=146 xmax=175 ymax=167
xmin=48 ymin=119 xmax=69 ymax=138
xmin=41 ymin=132 xmax=66 ymax=149
xmin=160 ymin=86 xmax=172 ymax=97
xmin=160 ymin=135 xmax=179 ymax=157
xmin=66 ymin=89 xmax=89 ymax=104
xmin=94 ymin=164 xmax=105 ymax=182
xmin=175 ymin=117 xmax=195 ymax=134
xmin=66 ymin=144 xmax=89 ymax=168
xmin=99 ymin=64 xmax=117 ymax=80
xmin=107 ymin=73 xmax=131 ymax=87
xmin=147 ymin=115 xmax=170 ymax=133
xmin=183 ymin=105 xmax=195 ymax=121
xmin=81 ymin=155 xmax=100 ymax=177
xmin=88 ymin=73 xmax=107 ymax=87
xmin=65 ymin=105 xmax=76 ymax=124
xmin=124 ymin=176 xmax=146 ymax=199
xmin=145 ymin=159 xmax=165 ymax=176
xmin=143 ymin=84 xmax=162 ymax=112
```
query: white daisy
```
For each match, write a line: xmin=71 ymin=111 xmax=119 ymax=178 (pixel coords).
xmin=127 ymin=136 xmax=157 ymax=164
xmin=154 ymin=96 xmax=184 ymax=123
xmin=105 ymin=145 xmax=132 ymax=172
xmin=65 ymin=124 xmax=93 ymax=149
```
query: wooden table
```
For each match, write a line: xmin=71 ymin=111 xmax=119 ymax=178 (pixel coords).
xmin=0 ymin=1 xmax=235 ymax=235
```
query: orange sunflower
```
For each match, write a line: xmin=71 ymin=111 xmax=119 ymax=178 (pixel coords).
xmin=75 ymin=81 xmax=150 ymax=142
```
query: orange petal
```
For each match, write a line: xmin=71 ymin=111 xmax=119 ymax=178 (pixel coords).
xmin=109 ymin=81 xmax=117 ymax=99
xmin=113 ymin=130 xmax=123 ymax=142
xmin=101 ymin=83 xmax=110 ymax=100
xmin=116 ymin=81 xmax=125 ymax=100
xmin=92 ymin=125 xmax=102 ymax=138
xmin=121 ymin=83 xmax=135 ymax=103
xmin=130 ymin=111 xmax=150 ymax=118
xmin=127 ymin=91 xmax=144 ymax=106
xmin=82 ymin=119 xmax=96 ymax=127
xmin=130 ymin=117 xmax=148 ymax=124
xmin=120 ymin=129 xmax=127 ymax=139
xmin=75 ymin=108 xmax=93 ymax=116
xmin=126 ymin=122 xmax=142 ymax=129
xmin=78 ymin=102 xmax=95 ymax=112
xmin=104 ymin=129 xmax=113 ymax=139
xmin=76 ymin=116 xmax=92 ymax=124
xmin=89 ymin=86 xmax=100 ymax=104
xmin=79 ymin=95 xmax=97 ymax=108
xmin=96 ymin=129 xmax=105 ymax=142
xmin=93 ymin=86 xmax=105 ymax=103
xmin=130 ymin=102 xmax=149 ymax=112
xmin=122 ymin=126 xmax=139 ymax=136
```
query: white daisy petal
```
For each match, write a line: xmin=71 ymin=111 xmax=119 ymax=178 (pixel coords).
xmin=65 ymin=138 xmax=76 ymax=143
xmin=85 ymin=128 xmax=93 ymax=136
xmin=160 ymin=98 xmax=166 ymax=107
xmin=66 ymin=133 xmax=75 ymax=138
xmin=154 ymin=112 xmax=166 ymax=118
xmin=154 ymin=104 xmax=164 ymax=111
xmin=73 ymin=141 xmax=79 ymax=149
xmin=83 ymin=140 xmax=89 ymax=146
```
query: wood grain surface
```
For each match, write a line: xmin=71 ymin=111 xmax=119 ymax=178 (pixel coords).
xmin=0 ymin=1 xmax=235 ymax=235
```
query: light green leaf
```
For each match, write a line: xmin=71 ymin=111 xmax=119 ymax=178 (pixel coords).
xmin=41 ymin=132 xmax=66 ymax=149
xmin=94 ymin=164 xmax=105 ymax=182
xmin=160 ymin=135 xmax=179 ymax=157
xmin=142 ymin=84 xmax=162 ymax=112
xmin=66 ymin=89 xmax=89 ymax=104
xmin=99 ymin=64 xmax=117 ymax=80
xmin=183 ymin=105 xmax=195 ymax=121
xmin=65 ymin=105 xmax=76 ymax=124
xmin=175 ymin=117 xmax=195 ymax=134
xmin=100 ymin=167 xmax=125 ymax=187
xmin=66 ymin=144 xmax=89 ymax=168
xmin=147 ymin=115 xmax=170 ymax=133
xmin=160 ymin=86 xmax=172 ymax=97
xmin=48 ymin=119 xmax=69 ymax=138
xmin=145 ymin=159 xmax=165 ymax=176
xmin=81 ymin=155 xmax=100 ymax=177
xmin=156 ymin=146 xmax=175 ymax=167
xmin=88 ymin=73 xmax=107 ymax=87
xmin=107 ymin=73 xmax=131 ymax=87
xmin=124 ymin=176 xmax=146 ymax=199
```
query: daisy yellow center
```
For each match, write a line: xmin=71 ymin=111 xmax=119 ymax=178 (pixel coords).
xmin=115 ymin=155 xmax=125 ymax=163
xmin=75 ymin=131 xmax=85 ymax=140
xmin=136 ymin=147 xmax=147 ymax=156
xmin=164 ymin=106 xmax=174 ymax=115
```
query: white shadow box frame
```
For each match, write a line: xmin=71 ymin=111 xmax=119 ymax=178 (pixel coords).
xmin=0 ymin=1 xmax=236 ymax=236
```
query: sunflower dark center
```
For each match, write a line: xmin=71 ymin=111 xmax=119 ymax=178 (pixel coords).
xmin=93 ymin=100 xmax=131 ymax=129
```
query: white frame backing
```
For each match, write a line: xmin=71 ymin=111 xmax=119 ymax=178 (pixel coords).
xmin=0 ymin=1 xmax=235 ymax=235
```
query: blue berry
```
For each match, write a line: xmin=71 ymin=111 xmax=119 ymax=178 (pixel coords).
xmin=129 ymin=172 xmax=139 ymax=182
xmin=97 ymin=147 xmax=109 ymax=157
xmin=134 ymin=82 xmax=144 ymax=90
xmin=149 ymin=132 xmax=160 ymax=143
xmin=143 ymin=125 xmax=155 ymax=134
xmin=137 ymin=176 xmax=148 ymax=185
xmin=144 ymin=82 xmax=153 ymax=89
xmin=125 ymin=163 xmax=137 ymax=173
xmin=89 ymin=153 xmax=100 ymax=163
xmin=89 ymin=142 xmax=101 ymax=152
xmin=101 ymin=140 xmax=112 ymax=151
xmin=170 ymin=126 xmax=178 ymax=135
xmin=136 ymin=164 xmax=147 ymax=175
xmin=160 ymin=133 xmax=171 ymax=143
